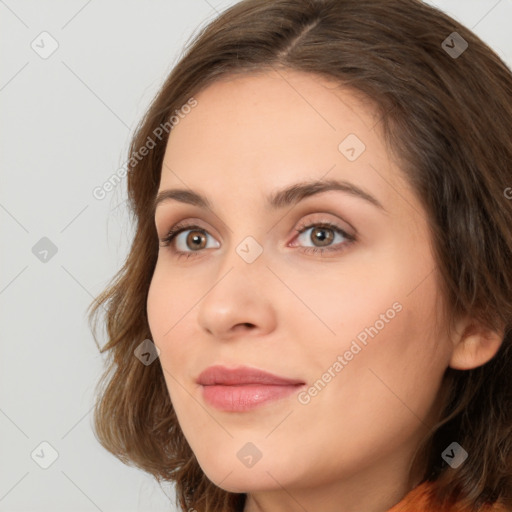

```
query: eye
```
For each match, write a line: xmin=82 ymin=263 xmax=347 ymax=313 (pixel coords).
xmin=159 ymin=222 xmax=219 ymax=259
xmin=291 ymin=221 xmax=355 ymax=256
xmin=158 ymin=219 xmax=355 ymax=259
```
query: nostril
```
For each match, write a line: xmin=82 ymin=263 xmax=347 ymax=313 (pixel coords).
xmin=232 ymin=322 xmax=255 ymax=332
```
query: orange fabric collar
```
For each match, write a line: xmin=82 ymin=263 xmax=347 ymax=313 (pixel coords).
xmin=387 ymin=481 xmax=507 ymax=512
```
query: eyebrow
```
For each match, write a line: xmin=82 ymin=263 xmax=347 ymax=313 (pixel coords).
xmin=152 ymin=178 xmax=386 ymax=216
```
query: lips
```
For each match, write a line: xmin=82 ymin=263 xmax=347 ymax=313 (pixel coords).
xmin=197 ymin=365 xmax=305 ymax=411
xmin=197 ymin=365 xmax=305 ymax=386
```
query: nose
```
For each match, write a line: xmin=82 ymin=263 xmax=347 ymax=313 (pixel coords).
xmin=196 ymin=249 xmax=278 ymax=341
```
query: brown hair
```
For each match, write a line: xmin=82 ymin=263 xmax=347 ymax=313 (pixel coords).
xmin=87 ymin=0 xmax=512 ymax=510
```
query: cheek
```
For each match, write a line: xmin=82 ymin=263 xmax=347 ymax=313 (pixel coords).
xmin=147 ymin=262 xmax=194 ymax=342
xmin=303 ymin=255 xmax=448 ymax=417
xmin=278 ymin=244 xmax=406 ymax=341
xmin=146 ymin=265 xmax=195 ymax=381
xmin=146 ymin=259 xmax=217 ymax=383
xmin=287 ymin=295 xmax=448 ymax=476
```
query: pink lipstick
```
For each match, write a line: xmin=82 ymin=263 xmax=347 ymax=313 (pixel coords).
xmin=197 ymin=365 xmax=305 ymax=412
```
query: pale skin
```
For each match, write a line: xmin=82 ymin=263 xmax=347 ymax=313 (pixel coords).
xmin=146 ymin=68 xmax=503 ymax=512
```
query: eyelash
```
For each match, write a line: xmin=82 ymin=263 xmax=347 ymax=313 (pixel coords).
xmin=159 ymin=220 xmax=355 ymax=260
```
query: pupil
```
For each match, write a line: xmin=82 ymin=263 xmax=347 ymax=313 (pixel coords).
xmin=314 ymin=227 xmax=333 ymax=246
xmin=189 ymin=231 xmax=205 ymax=250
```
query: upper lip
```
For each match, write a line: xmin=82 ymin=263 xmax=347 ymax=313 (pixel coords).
xmin=197 ymin=365 xmax=305 ymax=386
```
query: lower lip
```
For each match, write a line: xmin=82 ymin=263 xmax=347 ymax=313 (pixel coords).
xmin=201 ymin=384 xmax=304 ymax=411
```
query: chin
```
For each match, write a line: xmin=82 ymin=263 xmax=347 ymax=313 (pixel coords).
xmin=197 ymin=456 xmax=292 ymax=493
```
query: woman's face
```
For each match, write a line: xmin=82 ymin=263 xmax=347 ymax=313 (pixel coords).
xmin=147 ymin=69 xmax=453 ymax=509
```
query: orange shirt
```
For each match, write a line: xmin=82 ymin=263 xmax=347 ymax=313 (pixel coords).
xmin=387 ymin=481 xmax=509 ymax=512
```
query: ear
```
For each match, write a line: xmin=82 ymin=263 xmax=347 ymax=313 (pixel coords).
xmin=449 ymin=318 xmax=505 ymax=370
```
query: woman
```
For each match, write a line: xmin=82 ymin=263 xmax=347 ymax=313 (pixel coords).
xmin=88 ymin=0 xmax=512 ymax=510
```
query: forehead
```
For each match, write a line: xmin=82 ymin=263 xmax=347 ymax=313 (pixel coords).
xmin=167 ymin=68 xmax=382 ymax=150
xmin=159 ymin=69 xmax=409 ymax=212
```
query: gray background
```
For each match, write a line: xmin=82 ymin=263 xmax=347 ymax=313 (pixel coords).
xmin=1 ymin=1 xmax=511 ymax=511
